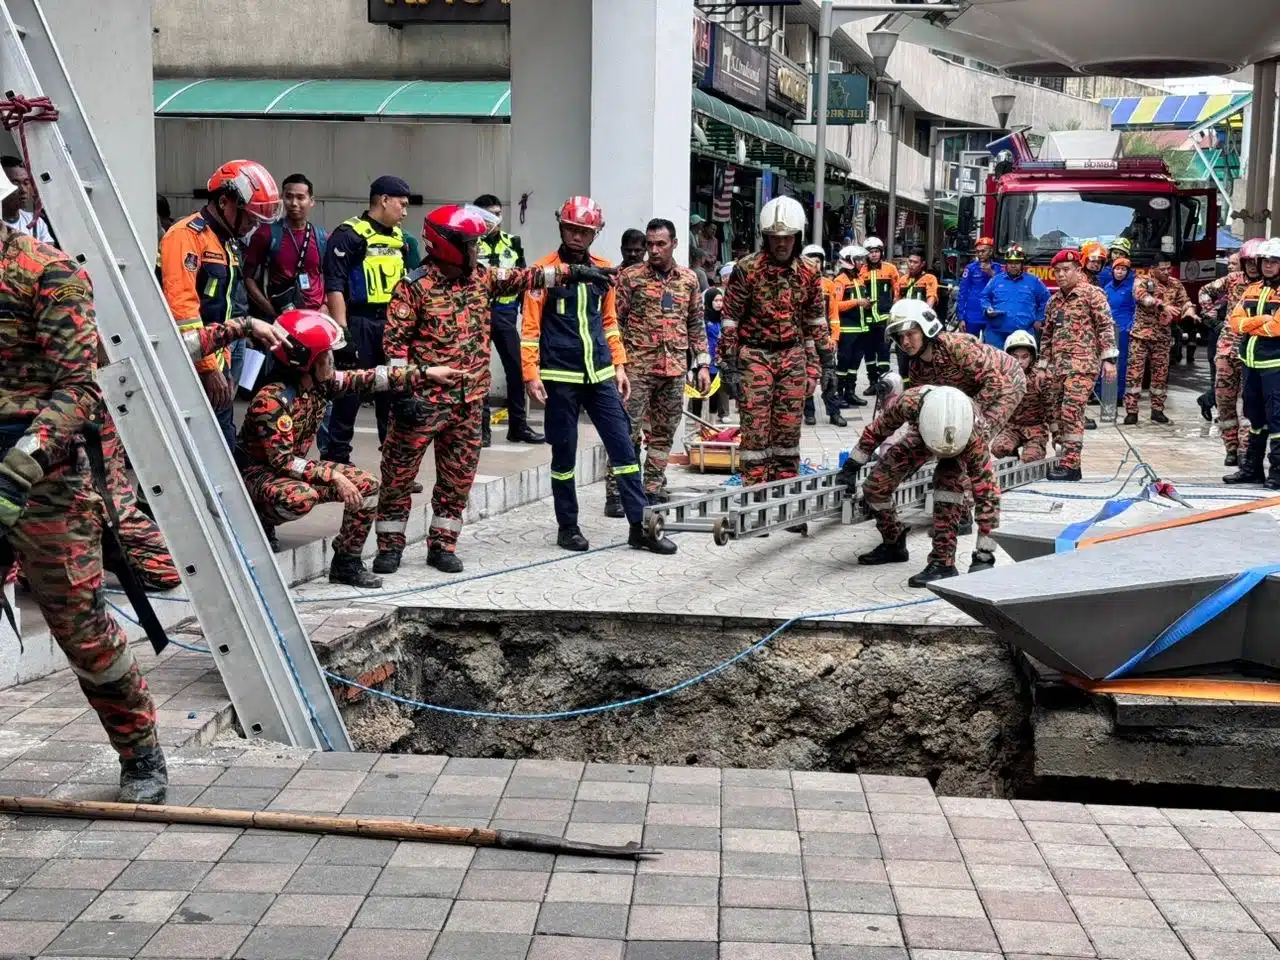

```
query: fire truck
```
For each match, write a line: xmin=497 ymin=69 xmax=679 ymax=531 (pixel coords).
xmin=975 ymin=130 xmax=1219 ymax=297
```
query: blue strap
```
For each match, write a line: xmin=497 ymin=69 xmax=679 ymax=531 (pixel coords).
xmin=1106 ymin=563 xmax=1280 ymax=680
xmin=1054 ymin=495 xmax=1142 ymax=553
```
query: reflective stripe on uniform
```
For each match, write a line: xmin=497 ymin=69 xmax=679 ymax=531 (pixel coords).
xmin=866 ymin=499 xmax=894 ymax=511
xmin=388 ymin=358 xmax=408 ymax=368
xmin=933 ymin=490 xmax=966 ymax=504
xmin=722 ymin=320 xmax=738 ymax=330
xmin=772 ymin=446 xmax=801 ymax=457
xmin=551 ymin=469 xmax=575 ymax=481
xmin=612 ymin=463 xmax=640 ymax=475
xmin=976 ymin=534 xmax=997 ymax=552
xmin=360 ymin=495 xmax=379 ymax=510
xmin=70 ymin=648 xmax=138 ymax=687
xmin=1061 ymin=432 xmax=1084 ymax=442
xmin=738 ymin=449 xmax=770 ymax=462
xmin=375 ymin=520 xmax=408 ymax=534
xmin=177 ymin=318 xmax=203 ymax=333
xmin=373 ymin=365 xmax=390 ymax=392
xmin=1220 ymin=417 xmax=1239 ymax=429
xmin=288 ymin=457 xmax=308 ymax=479
xmin=430 ymin=515 xmax=464 ymax=533
xmin=541 ymin=266 xmax=558 ymax=287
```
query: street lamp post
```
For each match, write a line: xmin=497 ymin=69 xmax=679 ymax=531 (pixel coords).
xmin=925 ymin=94 xmax=1016 ymax=267
xmin=810 ymin=1 xmax=962 ymax=251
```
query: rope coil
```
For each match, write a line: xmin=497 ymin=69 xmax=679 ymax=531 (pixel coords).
xmin=0 ymin=94 xmax=58 ymax=221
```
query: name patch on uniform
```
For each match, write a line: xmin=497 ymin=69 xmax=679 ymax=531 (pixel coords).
xmin=183 ymin=252 xmax=199 ymax=272
xmin=276 ymin=414 xmax=293 ymax=433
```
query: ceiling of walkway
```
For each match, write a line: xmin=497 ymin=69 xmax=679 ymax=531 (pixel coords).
xmin=874 ymin=0 xmax=1280 ymax=78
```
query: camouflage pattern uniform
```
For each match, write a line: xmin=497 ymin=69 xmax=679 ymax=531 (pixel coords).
xmin=1040 ymin=284 xmax=1118 ymax=470
xmin=0 ymin=229 xmax=157 ymax=757
xmin=377 ymin=260 xmax=568 ymax=556
xmin=100 ymin=415 xmax=181 ymax=591
xmin=1204 ymin=270 xmax=1251 ymax=455
xmin=604 ymin=261 xmax=708 ymax=500
xmin=991 ymin=367 xmax=1052 ymax=462
xmin=849 ymin=386 xmax=999 ymax=567
xmin=1126 ymin=274 xmax=1188 ymax=415
xmin=718 ymin=253 xmax=836 ymax=485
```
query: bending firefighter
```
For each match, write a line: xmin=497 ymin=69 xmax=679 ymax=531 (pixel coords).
xmin=1224 ymin=237 xmax=1280 ymax=489
xmin=991 ymin=331 xmax=1052 ymax=463
xmin=717 ymin=197 xmax=837 ymax=486
xmin=845 ymin=384 xmax=1001 ymax=588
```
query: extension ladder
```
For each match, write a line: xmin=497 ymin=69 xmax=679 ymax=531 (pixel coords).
xmin=0 ymin=0 xmax=350 ymax=748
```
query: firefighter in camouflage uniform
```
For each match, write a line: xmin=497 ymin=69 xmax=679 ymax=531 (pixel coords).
xmin=372 ymin=204 xmax=617 ymax=575
xmin=991 ymin=330 xmax=1052 ymax=463
xmin=1124 ymin=254 xmax=1193 ymax=425
xmin=717 ymin=197 xmax=837 ymax=486
xmin=100 ymin=414 xmax=181 ymax=590
xmin=1202 ymin=240 xmax=1262 ymax=466
xmin=1039 ymin=250 xmax=1118 ymax=481
xmin=0 ymin=185 xmax=171 ymax=804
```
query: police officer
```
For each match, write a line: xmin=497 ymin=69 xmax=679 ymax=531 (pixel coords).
xmin=322 ymin=175 xmax=412 ymax=466
xmin=475 ymin=194 xmax=543 ymax=447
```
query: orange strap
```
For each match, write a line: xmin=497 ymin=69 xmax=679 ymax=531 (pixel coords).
xmin=1065 ymin=675 xmax=1280 ymax=704
xmin=1077 ymin=496 xmax=1280 ymax=549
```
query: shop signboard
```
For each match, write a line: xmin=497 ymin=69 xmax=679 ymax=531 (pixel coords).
xmin=707 ymin=25 xmax=767 ymax=111
xmin=818 ymin=72 xmax=870 ymax=125
xmin=369 ymin=0 xmax=510 ymax=24
xmin=693 ymin=16 xmax=712 ymax=80
xmin=768 ymin=50 xmax=809 ymax=117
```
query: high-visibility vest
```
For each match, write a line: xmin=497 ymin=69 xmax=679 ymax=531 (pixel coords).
xmin=479 ymin=233 xmax=522 ymax=305
xmin=345 ymin=217 xmax=406 ymax=306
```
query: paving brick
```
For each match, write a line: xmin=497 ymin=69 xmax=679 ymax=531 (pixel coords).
xmin=445 ymin=899 xmax=539 ymax=935
xmin=648 ymin=782 xmax=720 ymax=804
xmin=652 ymin=766 xmax=721 ymax=786
xmin=0 ymin=829 xmax=75 ymax=859
xmin=719 ymin=944 xmax=816 ymax=960
xmin=722 ymin=806 xmax=800 ymax=830
xmin=725 ymin=787 xmax=796 ymax=808
xmin=459 ymin=869 xmax=550 ymax=902
xmin=557 ymin=853 xmax=639 ymax=876
xmin=806 ymin=880 xmax=896 ymax=914
xmin=300 ymin=751 xmax=379 ymax=772
xmin=495 ymin=798 xmax=574 ymax=821
xmin=991 ymin=918 xmax=1093 ymax=956
xmin=581 ymin=763 xmax=651 ymax=783
xmin=0 ymin=887 xmax=95 ymax=921
xmin=137 ymin=830 xmax=239 ymax=862
xmin=1200 ymin=848 xmax=1280 ymax=875
xmin=720 ymin=906 xmax=812 ymax=943
xmin=1101 ymin=825 xmax=1190 ymax=849
xmin=430 ymin=774 xmax=509 ymax=797
xmin=811 ymin=912 xmax=904 ymax=947
xmin=570 ymin=800 xmax=646 ymax=824
xmin=806 ymin=857 xmax=888 ymax=884
xmin=723 ymin=769 xmax=793 ymax=788
xmin=812 ymin=948 xmax=908 ymax=960
xmin=508 ymin=759 xmax=582 ymax=781
xmin=1087 ymin=924 xmax=1191 ymax=960
xmin=196 ymin=862 xmax=296 ymax=894
xmin=527 ymin=935 xmax=625 ymax=960
xmin=221 ymin=833 xmax=317 ymax=864
xmin=876 ymin=835 xmax=963 ymax=862
xmin=233 ymin=924 xmax=345 ymax=960
xmin=416 ymin=796 xmax=499 ymax=819
xmin=799 ymin=810 xmax=875 ymax=834
xmin=564 ymin=822 xmax=641 ymax=846
xmin=387 ymin=841 xmax=475 ymax=871
xmin=903 ymin=915 xmax=1001 ymax=953
xmin=474 ymin=848 xmax=558 ymax=872
xmin=191 ymin=787 xmax=280 ymax=811
xmin=1119 ymin=847 xmax=1213 ymax=875
xmin=43 ymin=920 xmax=161 ymax=957
xmin=371 ymin=866 xmax=466 ymax=898
xmin=870 ymin=813 xmax=951 ymax=837
xmin=55 ymin=830 xmax=156 ymax=860
xmin=866 ymin=792 xmax=943 ymax=815
xmin=948 ymin=816 xmax=1032 ymax=841
xmin=1070 ymin=894 xmax=1167 ymax=928
xmin=1162 ymin=809 xmax=1245 ymax=830
xmin=341 ymin=791 xmax=424 ymax=816
xmin=1223 ymin=873 xmax=1280 ymax=902
xmin=330 ymin=927 xmax=436 ymax=960
xmin=503 ymin=777 xmax=580 ymax=800
xmin=1178 ymin=929 xmax=1280 ymax=959
xmin=1038 ymin=842 xmax=1128 ymax=871
xmin=259 ymin=892 xmax=364 ymax=926
xmin=575 ymin=780 xmax=648 ymax=802
xmin=351 ymin=896 xmax=451 ymax=930
xmin=1025 ymin=820 xmax=1112 ymax=846
xmin=721 ymin=876 xmax=806 ymax=909
xmin=281 ymin=863 xmax=380 ymax=896
xmin=537 ymin=902 xmax=630 ymax=939
xmin=371 ymin=754 xmax=448 ymax=777
xmin=968 ymin=863 xmax=1059 ymax=893
xmin=1051 ymin=866 xmax=1146 ymax=898
xmin=637 ymin=827 xmax=722 ymax=857
xmin=211 ymin=766 xmax=296 ymax=789
xmin=137 ymin=921 xmax=252 ymax=958
xmin=981 ymin=889 xmax=1076 ymax=922
xmin=792 ymin=790 xmax=867 ymax=812
xmin=81 ymin=890 xmax=186 ymax=923
xmin=938 ymin=797 xmax=1018 ymax=820
xmin=882 ymin=859 xmax=968 ymax=889
xmin=1011 ymin=801 xmax=1095 ymax=824
xmin=959 ymin=838 xmax=1046 ymax=865
xmin=26 ymin=858 xmax=127 ymax=890
xmin=893 ymin=885 xmax=985 ymax=919
xmin=799 ymin=832 xmax=882 ymax=859
xmin=624 ymin=942 xmax=718 ymax=960
xmin=111 ymin=860 xmax=210 ymax=892
xmin=0 ymin=919 xmax=66 ymax=955
xmin=1142 ymin=872 xmax=1234 ymax=902
xmin=173 ymin=891 xmax=275 ymax=925
xmin=645 ymin=803 xmax=720 ymax=827
xmin=723 ymin=827 xmax=802 ymax=854
xmin=1159 ymin=898 xmax=1261 ymax=932
xmin=545 ymin=871 xmax=632 ymax=904
xmin=627 ymin=904 xmax=719 ymax=940
xmin=1179 ymin=827 xmax=1269 ymax=851
xmin=301 ymin=835 xmax=397 ymax=867
xmin=723 ymin=852 xmax=805 ymax=879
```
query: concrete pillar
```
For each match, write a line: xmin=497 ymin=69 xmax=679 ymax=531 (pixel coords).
xmin=42 ymin=0 xmax=156 ymax=240
xmin=1244 ymin=60 xmax=1276 ymax=240
xmin=590 ymin=0 xmax=693 ymax=264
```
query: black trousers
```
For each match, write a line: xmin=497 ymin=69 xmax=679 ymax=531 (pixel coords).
xmin=484 ymin=303 xmax=529 ymax=432
xmin=325 ymin=313 xmax=388 ymax=464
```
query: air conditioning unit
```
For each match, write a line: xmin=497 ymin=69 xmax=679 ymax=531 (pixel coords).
xmin=828 ymin=60 xmax=844 ymax=74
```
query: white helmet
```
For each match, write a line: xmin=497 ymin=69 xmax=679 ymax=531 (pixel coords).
xmin=919 ymin=386 xmax=976 ymax=458
xmin=1260 ymin=237 xmax=1280 ymax=260
xmin=719 ymin=262 xmax=735 ymax=281
xmin=884 ymin=298 xmax=943 ymax=341
xmin=801 ymin=243 xmax=826 ymax=261
xmin=759 ymin=197 xmax=806 ymax=236
xmin=1003 ymin=330 xmax=1038 ymax=356
xmin=838 ymin=244 xmax=868 ymax=267
xmin=864 ymin=237 xmax=885 ymax=251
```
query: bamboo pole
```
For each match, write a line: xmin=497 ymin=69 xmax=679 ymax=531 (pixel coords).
xmin=0 ymin=796 xmax=659 ymax=859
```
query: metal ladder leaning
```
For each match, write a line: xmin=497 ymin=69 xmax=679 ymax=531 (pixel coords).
xmin=0 ymin=0 xmax=351 ymax=749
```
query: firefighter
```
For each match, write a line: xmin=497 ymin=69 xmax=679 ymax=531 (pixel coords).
xmin=1080 ymin=242 xmax=1108 ymax=286
xmin=522 ymin=196 xmax=677 ymax=555
xmin=1224 ymin=237 xmax=1280 ymax=488
xmin=1124 ymin=253 xmax=1193 ymax=425
xmin=0 ymin=188 xmax=173 ymax=802
xmin=957 ymin=236 xmax=1002 ymax=337
xmin=1203 ymin=240 xmax=1261 ymax=466
xmin=372 ymin=204 xmax=610 ymax=575
xmin=1040 ymin=250 xmax=1119 ymax=481
xmin=717 ymin=197 xmax=838 ymax=486
xmin=158 ymin=159 xmax=281 ymax=449
xmin=801 ymin=243 xmax=848 ymax=427
xmin=847 ymin=384 xmax=1000 ymax=587
xmin=832 ymin=245 xmax=870 ymax=408
xmin=991 ymin=330 xmax=1052 ymax=463
xmin=858 ymin=236 xmax=900 ymax=392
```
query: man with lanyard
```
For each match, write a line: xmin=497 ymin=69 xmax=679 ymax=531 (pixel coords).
xmin=245 ymin=173 xmax=327 ymax=320
xmin=956 ymin=236 xmax=1001 ymax=337
xmin=831 ymin=244 xmax=871 ymax=407
xmin=858 ymin=236 xmax=900 ymax=394
xmin=322 ymin=175 xmax=411 ymax=466
xmin=474 ymin=194 xmax=543 ymax=448
xmin=1224 ymin=238 xmax=1280 ymax=488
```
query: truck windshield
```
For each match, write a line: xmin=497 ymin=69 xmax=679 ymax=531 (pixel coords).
xmin=996 ymin=191 xmax=1178 ymax=266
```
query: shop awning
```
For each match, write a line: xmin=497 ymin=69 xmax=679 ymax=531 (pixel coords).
xmin=691 ymin=88 xmax=852 ymax=176
xmin=154 ymin=79 xmax=512 ymax=119
xmin=1099 ymin=92 xmax=1251 ymax=131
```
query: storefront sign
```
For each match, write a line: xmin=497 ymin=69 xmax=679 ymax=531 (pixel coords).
xmin=707 ymin=25 xmax=767 ymax=111
xmin=369 ymin=0 xmax=510 ymax=25
xmin=692 ymin=16 xmax=712 ymax=80
xmin=819 ymin=72 xmax=870 ymax=125
xmin=768 ymin=50 xmax=809 ymax=117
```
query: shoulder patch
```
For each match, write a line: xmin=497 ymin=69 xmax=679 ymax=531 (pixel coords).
xmin=406 ymin=266 xmax=429 ymax=284
xmin=392 ymin=300 xmax=413 ymax=319
xmin=186 ymin=218 xmax=207 ymax=234
xmin=276 ymin=414 xmax=293 ymax=434
xmin=183 ymin=252 xmax=199 ymax=272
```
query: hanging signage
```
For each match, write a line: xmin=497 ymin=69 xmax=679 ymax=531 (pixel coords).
xmin=707 ymin=25 xmax=767 ymax=111
xmin=768 ymin=50 xmax=809 ymax=117
xmin=819 ymin=72 xmax=870 ymax=125
xmin=369 ymin=0 xmax=510 ymax=25
xmin=692 ymin=16 xmax=712 ymax=80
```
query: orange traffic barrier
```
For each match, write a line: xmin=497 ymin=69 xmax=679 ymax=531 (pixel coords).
xmin=1064 ymin=674 xmax=1280 ymax=704
xmin=1077 ymin=495 xmax=1280 ymax=549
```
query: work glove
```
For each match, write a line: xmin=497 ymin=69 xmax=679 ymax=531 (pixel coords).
xmin=820 ymin=365 xmax=839 ymax=398
xmin=837 ymin=456 xmax=861 ymax=492
xmin=566 ymin=264 xmax=616 ymax=290
xmin=0 ymin=447 xmax=42 ymax=530
xmin=333 ymin=340 xmax=360 ymax=370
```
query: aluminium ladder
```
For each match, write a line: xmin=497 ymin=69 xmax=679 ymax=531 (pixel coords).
xmin=0 ymin=0 xmax=351 ymax=749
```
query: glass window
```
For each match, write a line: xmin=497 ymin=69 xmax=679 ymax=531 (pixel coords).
xmin=996 ymin=190 xmax=1178 ymax=265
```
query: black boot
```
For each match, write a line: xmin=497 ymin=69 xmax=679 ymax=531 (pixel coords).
xmin=1123 ymin=413 xmax=1138 ymax=426
xmin=427 ymin=545 xmax=464 ymax=573
xmin=829 ymin=412 xmax=849 ymax=427
xmin=629 ymin=521 xmax=677 ymax=555
xmin=1267 ymin=442 xmax=1280 ymax=491
xmin=557 ymin=525 xmax=590 ymax=552
xmin=508 ymin=424 xmax=545 ymax=444
xmin=969 ymin=549 xmax=996 ymax=573
xmin=603 ymin=494 xmax=625 ymax=519
xmin=1224 ymin=433 xmax=1266 ymax=484
xmin=846 ymin=393 xmax=868 ymax=408
xmin=804 ymin=412 xmax=817 ymax=426
xmin=1224 ymin=450 xmax=1239 ymax=468
xmin=858 ymin=532 xmax=909 ymax=566
xmin=372 ymin=548 xmax=402 ymax=575
xmin=862 ymin=380 xmax=880 ymax=397
xmin=119 ymin=746 xmax=168 ymax=805
xmin=1048 ymin=464 xmax=1083 ymax=481
xmin=1151 ymin=411 xmax=1171 ymax=425
xmin=646 ymin=490 xmax=671 ymax=506
xmin=412 ymin=481 xmax=424 ymax=494
xmin=329 ymin=552 xmax=382 ymax=589
xmin=1084 ymin=417 xmax=1097 ymax=430
xmin=908 ymin=562 xmax=959 ymax=588
xmin=481 ymin=419 xmax=492 ymax=448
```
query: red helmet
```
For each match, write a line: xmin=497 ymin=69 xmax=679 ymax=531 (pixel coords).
xmin=556 ymin=196 xmax=605 ymax=232
xmin=207 ymin=160 xmax=282 ymax=224
xmin=422 ymin=204 xmax=499 ymax=268
xmin=976 ymin=236 xmax=995 ymax=249
xmin=272 ymin=309 xmax=344 ymax=372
